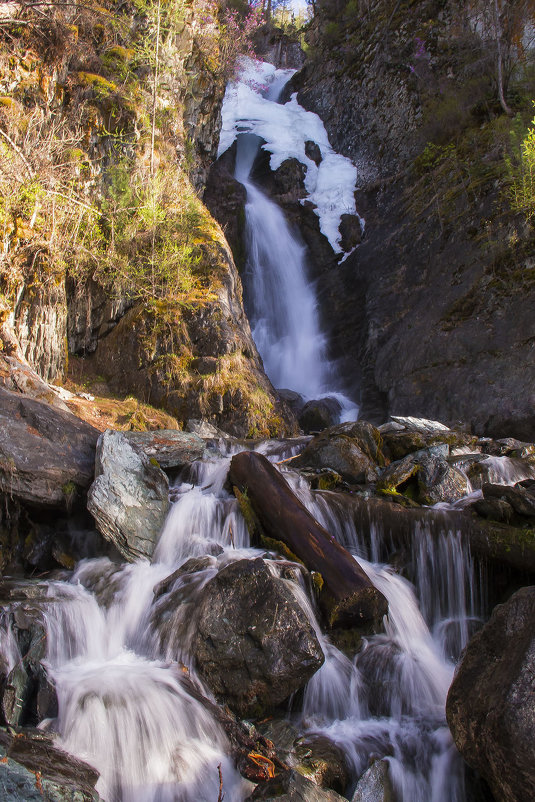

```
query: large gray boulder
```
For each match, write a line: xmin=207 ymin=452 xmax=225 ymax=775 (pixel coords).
xmin=378 ymin=447 xmax=470 ymax=505
xmin=379 ymin=417 xmax=476 ymax=461
xmin=192 ymin=558 xmax=324 ymax=717
xmin=446 ymin=586 xmax=535 ymax=802
xmin=87 ymin=430 xmax=169 ymax=561
xmin=0 ymin=387 xmax=99 ymax=510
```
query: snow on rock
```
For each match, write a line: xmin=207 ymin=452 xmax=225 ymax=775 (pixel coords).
xmin=218 ymin=58 xmax=360 ymax=254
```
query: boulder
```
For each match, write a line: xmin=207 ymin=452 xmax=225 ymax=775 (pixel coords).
xmin=299 ymin=398 xmax=342 ymax=434
xmin=123 ymin=429 xmax=207 ymax=470
xmin=379 ymin=417 xmax=476 ymax=461
xmin=351 ymin=760 xmax=395 ymax=802
xmin=294 ymin=734 xmax=349 ymax=794
xmin=378 ymin=448 xmax=470 ymax=505
xmin=417 ymin=452 xmax=471 ymax=504
xmin=446 ymin=586 xmax=535 ymax=802
xmin=295 ymin=421 xmax=385 ymax=483
xmin=482 ymin=482 xmax=535 ymax=519
xmin=0 ymin=386 xmax=99 ymax=510
xmin=87 ymin=430 xmax=169 ymax=561
xmin=0 ymin=727 xmax=102 ymax=801
xmin=191 ymin=558 xmax=324 ymax=717
xmin=471 ymin=497 xmax=514 ymax=524
xmin=246 ymin=769 xmax=347 ymax=801
xmin=278 ymin=389 xmax=306 ymax=417
xmin=0 ymin=354 xmax=70 ymax=412
xmin=480 ymin=437 xmax=535 ymax=459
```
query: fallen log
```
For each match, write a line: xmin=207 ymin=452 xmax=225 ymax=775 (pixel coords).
xmin=229 ymin=451 xmax=388 ymax=628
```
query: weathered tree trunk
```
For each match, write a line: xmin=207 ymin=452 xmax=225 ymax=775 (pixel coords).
xmin=229 ymin=451 xmax=388 ymax=628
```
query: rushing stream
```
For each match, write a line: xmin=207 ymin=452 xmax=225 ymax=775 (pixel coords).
xmin=0 ymin=435 xmax=507 ymax=801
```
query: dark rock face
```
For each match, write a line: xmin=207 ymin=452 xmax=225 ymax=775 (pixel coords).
xmin=288 ymin=5 xmax=535 ymax=441
xmin=87 ymin=430 xmax=169 ymax=562
xmin=192 ymin=558 xmax=324 ymax=717
xmin=446 ymin=586 xmax=535 ymax=802
xmin=0 ymin=386 xmax=99 ymax=509
xmin=204 ymin=142 xmax=247 ymax=269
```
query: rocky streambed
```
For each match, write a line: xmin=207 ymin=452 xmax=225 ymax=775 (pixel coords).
xmin=1 ymin=383 xmax=535 ymax=801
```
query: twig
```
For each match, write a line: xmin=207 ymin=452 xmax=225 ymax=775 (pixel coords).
xmin=47 ymin=189 xmax=99 ymax=214
xmin=274 ymin=453 xmax=300 ymax=465
xmin=0 ymin=128 xmax=34 ymax=179
xmin=217 ymin=763 xmax=224 ymax=802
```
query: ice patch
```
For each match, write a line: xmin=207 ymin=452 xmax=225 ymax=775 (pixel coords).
xmin=218 ymin=59 xmax=361 ymax=254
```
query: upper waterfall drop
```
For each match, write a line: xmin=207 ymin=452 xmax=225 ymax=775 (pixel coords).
xmin=219 ymin=59 xmax=361 ymax=254
xmin=218 ymin=59 xmax=360 ymax=420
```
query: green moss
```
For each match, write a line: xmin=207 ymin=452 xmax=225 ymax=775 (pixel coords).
xmin=260 ymin=535 xmax=304 ymax=566
xmin=234 ymin=486 xmax=260 ymax=540
xmin=76 ymin=72 xmax=118 ymax=95
xmin=311 ymin=571 xmax=324 ymax=593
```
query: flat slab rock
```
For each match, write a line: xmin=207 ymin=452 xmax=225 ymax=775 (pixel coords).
xmin=87 ymin=430 xmax=169 ymax=562
xmin=0 ymin=727 xmax=101 ymax=801
xmin=446 ymin=586 xmax=535 ymax=802
xmin=123 ymin=429 xmax=207 ymax=469
xmin=0 ymin=386 xmax=99 ymax=509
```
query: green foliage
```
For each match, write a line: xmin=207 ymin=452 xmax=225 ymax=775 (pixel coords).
xmin=505 ymin=108 xmax=535 ymax=220
xmin=323 ymin=21 xmax=341 ymax=45
xmin=96 ymin=161 xmax=209 ymax=302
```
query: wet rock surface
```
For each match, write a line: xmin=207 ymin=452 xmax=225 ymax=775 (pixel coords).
xmin=293 ymin=734 xmax=349 ymax=794
xmin=87 ymin=430 xmax=169 ymax=561
xmin=192 ymin=558 xmax=324 ymax=717
xmin=351 ymin=759 xmax=395 ymax=802
xmin=447 ymin=586 xmax=535 ymax=802
xmin=246 ymin=769 xmax=348 ymax=801
xmin=299 ymin=398 xmax=342 ymax=434
xmin=0 ymin=727 xmax=101 ymax=801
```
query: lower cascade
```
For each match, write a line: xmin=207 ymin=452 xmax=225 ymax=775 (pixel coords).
xmin=0 ymin=427 xmax=504 ymax=802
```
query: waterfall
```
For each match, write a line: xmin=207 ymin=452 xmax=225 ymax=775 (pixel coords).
xmin=0 ymin=59 xmax=500 ymax=802
xmin=0 ymin=438 xmax=491 ymax=801
xmin=220 ymin=60 xmax=359 ymax=421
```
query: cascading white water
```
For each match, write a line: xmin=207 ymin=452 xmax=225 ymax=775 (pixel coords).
xmin=222 ymin=60 xmax=359 ymax=421
xmin=0 ymin=438 xmax=495 ymax=801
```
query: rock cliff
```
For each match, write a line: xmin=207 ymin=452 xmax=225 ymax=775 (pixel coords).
xmin=290 ymin=0 xmax=535 ymax=439
xmin=0 ymin=1 xmax=296 ymax=438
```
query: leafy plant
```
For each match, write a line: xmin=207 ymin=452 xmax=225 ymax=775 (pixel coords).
xmin=505 ymin=108 xmax=535 ymax=219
